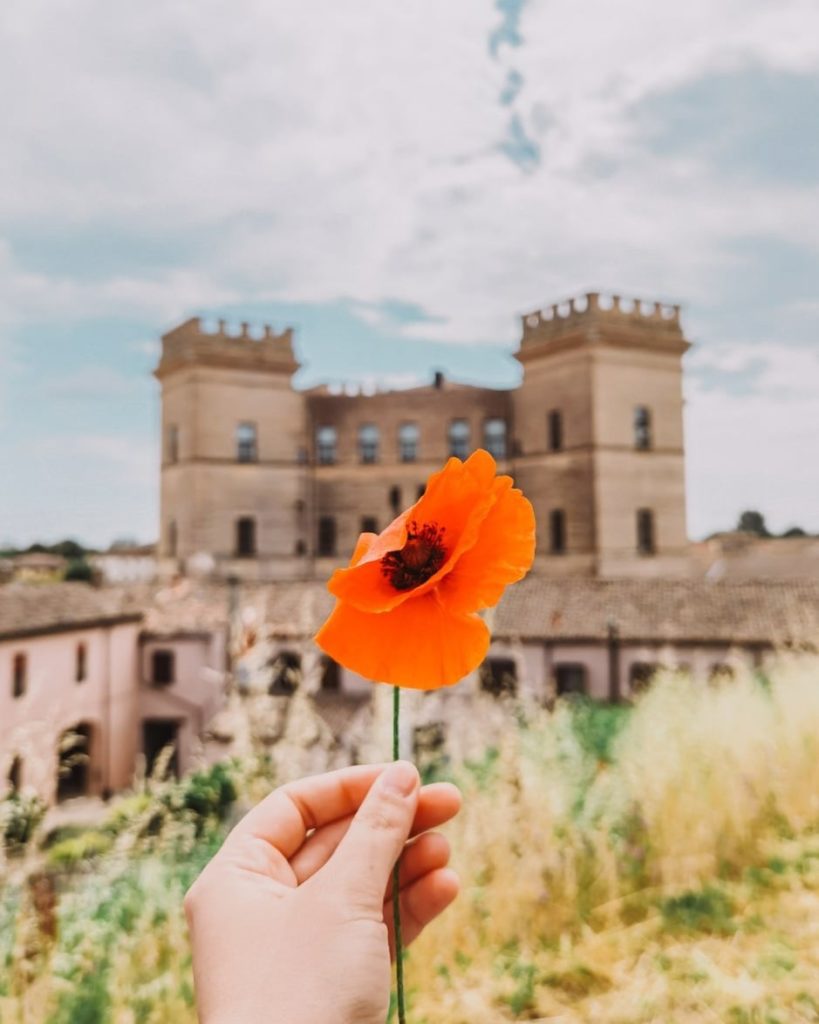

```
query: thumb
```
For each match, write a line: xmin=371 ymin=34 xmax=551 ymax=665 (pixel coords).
xmin=327 ymin=761 xmax=419 ymax=913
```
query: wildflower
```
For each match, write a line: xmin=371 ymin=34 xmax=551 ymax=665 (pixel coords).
xmin=315 ymin=448 xmax=535 ymax=688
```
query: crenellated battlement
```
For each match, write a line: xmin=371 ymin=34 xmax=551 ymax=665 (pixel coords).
xmin=518 ymin=291 xmax=687 ymax=355
xmin=155 ymin=316 xmax=299 ymax=378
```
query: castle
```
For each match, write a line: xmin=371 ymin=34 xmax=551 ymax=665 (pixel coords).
xmin=156 ymin=292 xmax=690 ymax=578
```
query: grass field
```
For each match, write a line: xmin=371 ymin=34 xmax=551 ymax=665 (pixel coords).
xmin=2 ymin=656 xmax=819 ymax=1023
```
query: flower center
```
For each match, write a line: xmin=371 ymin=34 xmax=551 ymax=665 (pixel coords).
xmin=380 ymin=520 xmax=447 ymax=591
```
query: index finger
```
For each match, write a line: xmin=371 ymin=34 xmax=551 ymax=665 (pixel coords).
xmin=226 ymin=763 xmax=390 ymax=858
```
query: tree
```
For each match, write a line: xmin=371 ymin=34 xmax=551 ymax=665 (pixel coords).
xmin=737 ymin=510 xmax=770 ymax=538
xmin=782 ymin=526 xmax=808 ymax=538
xmin=64 ymin=559 xmax=95 ymax=583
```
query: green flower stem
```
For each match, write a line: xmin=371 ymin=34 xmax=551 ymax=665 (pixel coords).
xmin=392 ymin=684 xmax=407 ymax=1024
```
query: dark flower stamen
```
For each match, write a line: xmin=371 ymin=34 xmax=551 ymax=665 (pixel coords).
xmin=381 ymin=520 xmax=447 ymax=591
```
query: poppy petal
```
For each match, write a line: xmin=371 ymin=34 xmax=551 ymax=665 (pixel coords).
xmin=437 ymin=477 xmax=536 ymax=614
xmin=314 ymin=592 xmax=490 ymax=690
xmin=327 ymin=450 xmax=499 ymax=613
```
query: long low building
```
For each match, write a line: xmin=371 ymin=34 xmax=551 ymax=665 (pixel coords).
xmin=2 ymin=577 xmax=818 ymax=803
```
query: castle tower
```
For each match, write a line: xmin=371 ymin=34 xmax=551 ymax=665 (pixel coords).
xmin=154 ymin=318 xmax=308 ymax=579
xmin=512 ymin=293 xmax=690 ymax=577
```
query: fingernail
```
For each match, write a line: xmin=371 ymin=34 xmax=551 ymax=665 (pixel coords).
xmin=381 ymin=761 xmax=419 ymax=796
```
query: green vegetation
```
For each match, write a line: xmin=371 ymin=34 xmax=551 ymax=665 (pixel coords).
xmin=4 ymin=660 xmax=819 ymax=1021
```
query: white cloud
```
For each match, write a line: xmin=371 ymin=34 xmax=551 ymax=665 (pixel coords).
xmin=1 ymin=0 xmax=818 ymax=539
xmin=2 ymin=0 xmax=818 ymax=342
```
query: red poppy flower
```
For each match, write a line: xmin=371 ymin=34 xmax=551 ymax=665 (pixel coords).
xmin=315 ymin=448 xmax=535 ymax=689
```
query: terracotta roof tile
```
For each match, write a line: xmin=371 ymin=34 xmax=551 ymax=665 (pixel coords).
xmin=0 ymin=583 xmax=143 ymax=640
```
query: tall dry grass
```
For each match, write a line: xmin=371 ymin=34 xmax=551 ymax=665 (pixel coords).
xmin=3 ymin=655 xmax=819 ymax=1022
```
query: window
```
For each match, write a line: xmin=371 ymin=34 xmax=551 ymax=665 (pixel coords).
xmin=236 ymin=422 xmax=258 ymax=462
xmin=167 ymin=424 xmax=179 ymax=464
xmin=236 ymin=516 xmax=257 ymax=557
xmin=636 ymin=508 xmax=655 ymax=555
xmin=294 ymin=539 xmax=307 ymax=556
xmin=358 ymin=424 xmax=379 ymax=464
xmin=76 ymin=643 xmax=87 ymax=683
xmin=361 ymin=516 xmax=378 ymax=534
xmin=57 ymin=724 xmax=91 ymax=801
xmin=12 ymin=653 xmax=26 ymax=699
xmin=168 ymin=520 xmax=178 ymax=558
xmin=629 ymin=661 xmax=660 ymax=694
xmin=151 ymin=650 xmax=175 ymax=686
xmin=270 ymin=651 xmax=300 ymax=696
xmin=555 ymin=663 xmax=588 ymax=697
xmin=318 ymin=516 xmax=337 ymax=557
xmin=480 ymin=657 xmax=518 ymax=698
xmin=548 ymin=409 xmax=564 ymax=452
xmin=398 ymin=422 xmax=419 ymax=462
xmin=389 ymin=486 xmax=402 ymax=515
xmin=7 ymin=756 xmax=22 ymax=794
xmin=320 ymin=656 xmax=341 ymax=692
xmin=634 ymin=406 xmax=652 ymax=450
xmin=549 ymin=509 xmax=567 ymax=555
xmin=709 ymin=662 xmax=735 ymax=685
xmin=413 ymin=722 xmax=448 ymax=778
xmin=483 ymin=418 xmax=507 ymax=459
xmin=448 ymin=418 xmax=470 ymax=459
xmin=417 ymin=483 xmax=426 ymax=500
xmin=316 ymin=425 xmax=337 ymax=465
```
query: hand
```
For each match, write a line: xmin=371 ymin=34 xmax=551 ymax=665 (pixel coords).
xmin=185 ymin=761 xmax=461 ymax=1024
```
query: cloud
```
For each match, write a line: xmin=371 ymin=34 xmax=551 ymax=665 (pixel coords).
xmin=1 ymin=0 xmax=818 ymax=540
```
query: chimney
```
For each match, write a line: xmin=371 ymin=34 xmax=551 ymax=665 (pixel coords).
xmin=433 ymin=370 xmax=445 ymax=390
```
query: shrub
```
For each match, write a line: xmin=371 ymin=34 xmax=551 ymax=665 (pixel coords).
xmin=0 ymin=792 xmax=46 ymax=852
xmin=45 ymin=830 xmax=113 ymax=869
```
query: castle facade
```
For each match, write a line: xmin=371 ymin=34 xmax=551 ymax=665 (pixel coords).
xmin=155 ymin=292 xmax=690 ymax=579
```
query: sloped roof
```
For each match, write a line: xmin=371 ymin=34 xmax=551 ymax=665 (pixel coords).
xmin=139 ymin=576 xmax=819 ymax=648
xmin=491 ymin=577 xmax=819 ymax=645
xmin=0 ymin=583 xmax=143 ymax=641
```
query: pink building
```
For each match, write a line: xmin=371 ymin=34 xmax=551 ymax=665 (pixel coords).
xmin=0 ymin=584 xmax=142 ymax=802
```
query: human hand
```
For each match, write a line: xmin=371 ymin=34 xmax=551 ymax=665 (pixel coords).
xmin=185 ymin=761 xmax=461 ymax=1024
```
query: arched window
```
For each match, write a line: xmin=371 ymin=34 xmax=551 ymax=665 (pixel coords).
xmin=389 ymin=485 xmax=402 ymax=514
xmin=448 ymin=419 xmax=470 ymax=459
xmin=236 ymin=422 xmax=258 ymax=462
xmin=358 ymin=424 xmax=379 ymax=464
xmin=398 ymin=422 xmax=419 ymax=462
xmin=316 ymin=425 xmax=337 ymax=464
xmin=483 ymin=418 xmax=507 ymax=459
xmin=634 ymin=406 xmax=652 ymax=450
xmin=236 ymin=517 xmax=257 ymax=557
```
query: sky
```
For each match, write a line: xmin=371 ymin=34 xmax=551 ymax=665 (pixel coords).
xmin=1 ymin=0 xmax=818 ymax=548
